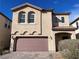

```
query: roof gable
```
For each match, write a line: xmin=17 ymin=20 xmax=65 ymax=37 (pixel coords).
xmin=11 ymin=3 xmax=43 ymax=11
xmin=11 ymin=3 xmax=53 ymax=12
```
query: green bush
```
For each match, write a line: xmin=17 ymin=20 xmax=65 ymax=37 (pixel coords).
xmin=61 ymin=48 xmax=79 ymax=59
xmin=58 ymin=39 xmax=79 ymax=59
xmin=58 ymin=39 xmax=79 ymax=51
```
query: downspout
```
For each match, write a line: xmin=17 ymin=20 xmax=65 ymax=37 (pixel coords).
xmin=40 ymin=11 xmax=42 ymax=35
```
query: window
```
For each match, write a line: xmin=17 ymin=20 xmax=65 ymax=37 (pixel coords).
xmin=4 ymin=24 xmax=7 ymax=28
xmin=76 ymin=22 xmax=79 ymax=29
xmin=61 ymin=17 xmax=64 ymax=23
xmin=28 ymin=11 xmax=35 ymax=23
xmin=18 ymin=12 xmax=25 ymax=23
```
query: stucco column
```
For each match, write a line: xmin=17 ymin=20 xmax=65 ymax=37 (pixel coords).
xmin=10 ymin=36 xmax=15 ymax=52
xmin=51 ymin=33 xmax=56 ymax=52
xmin=53 ymin=33 xmax=56 ymax=52
xmin=71 ymin=32 xmax=76 ymax=39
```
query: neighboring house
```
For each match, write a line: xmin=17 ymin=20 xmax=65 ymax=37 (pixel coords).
xmin=0 ymin=12 xmax=11 ymax=50
xmin=10 ymin=3 xmax=76 ymax=52
xmin=70 ymin=17 xmax=79 ymax=39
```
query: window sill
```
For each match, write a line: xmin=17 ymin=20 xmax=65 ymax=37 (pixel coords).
xmin=18 ymin=23 xmax=26 ymax=24
xmin=28 ymin=23 xmax=35 ymax=24
xmin=18 ymin=23 xmax=36 ymax=25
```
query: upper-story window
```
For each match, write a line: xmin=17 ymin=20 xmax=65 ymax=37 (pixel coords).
xmin=4 ymin=23 xmax=7 ymax=28
xmin=28 ymin=11 xmax=35 ymax=23
xmin=61 ymin=17 xmax=64 ymax=23
xmin=18 ymin=11 xmax=25 ymax=23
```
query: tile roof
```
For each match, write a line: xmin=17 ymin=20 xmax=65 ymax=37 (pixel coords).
xmin=52 ymin=26 xmax=76 ymax=31
xmin=53 ymin=12 xmax=70 ymax=15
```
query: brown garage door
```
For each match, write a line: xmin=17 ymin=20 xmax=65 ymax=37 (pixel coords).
xmin=16 ymin=37 xmax=48 ymax=51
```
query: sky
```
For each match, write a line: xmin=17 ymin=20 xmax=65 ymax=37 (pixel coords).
xmin=0 ymin=0 xmax=79 ymax=22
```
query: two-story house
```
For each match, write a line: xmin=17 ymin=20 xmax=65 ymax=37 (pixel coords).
xmin=70 ymin=17 xmax=79 ymax=39
xmin=0 ymin=12 xmax=11 ymax=51
xmin=10 ymin=3 xmax=76 ymax=52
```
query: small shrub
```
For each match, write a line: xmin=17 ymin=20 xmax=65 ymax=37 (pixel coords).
xmin=58 ymin=39 xmax=79 ymax=51
xmin=58 ymin=39 xmax=79 ymax=59
xmin=61 ymin=49 xmax=79 ymax=59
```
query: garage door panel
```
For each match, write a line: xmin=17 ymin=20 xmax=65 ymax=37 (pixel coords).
xmin=16 ymin=37 xmax=48 ymax=51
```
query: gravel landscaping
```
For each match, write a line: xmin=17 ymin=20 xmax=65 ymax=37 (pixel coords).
xmin=0 ymin=52 xmax=53 ymax=59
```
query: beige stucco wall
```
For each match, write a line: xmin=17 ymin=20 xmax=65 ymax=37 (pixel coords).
xmin=70 ymin=20 xmax=79 ymax=39
xmin=54 ymin=15 xmax=70 ymax=27
xmin=11 ymin=5 xmax=76 ymax=52
xmin=11 ymin=6 xmax=53 ymax=52
xmin=42 ymin=11 xmax=52 ymax=35
xmin=12 ymin=6 xmax=42 ymax=35
xmin=71 ymin=20 xmax=79 ymax=34
xmin=12 ymin=6 xmax=70 ymax=36
xmin=0 ymin=14 xmax=11 ymax=50
xmin=53 ymin=31 xmax=76 ymax=39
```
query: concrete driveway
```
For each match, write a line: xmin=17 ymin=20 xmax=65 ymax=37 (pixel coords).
xmin=0 ymin=52 xmax=53 ymax=59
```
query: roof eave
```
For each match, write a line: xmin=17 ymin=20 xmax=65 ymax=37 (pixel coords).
xmin=11 ymin=3 xmax=43 ymax=11
xmin=53 ymin=12 xmax=71 ymax=15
